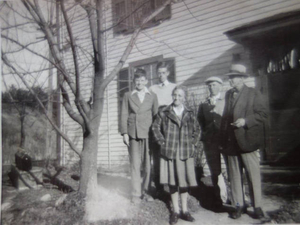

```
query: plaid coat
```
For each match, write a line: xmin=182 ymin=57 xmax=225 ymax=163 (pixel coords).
xmin=152 ymin=105 xmax=201 ymax=160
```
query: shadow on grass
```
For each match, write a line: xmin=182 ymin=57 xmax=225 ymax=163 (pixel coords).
xmin=190 ymin=167 xmax=235 ymax=213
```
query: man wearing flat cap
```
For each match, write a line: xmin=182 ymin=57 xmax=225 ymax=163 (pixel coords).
xmin=220 ymin=64 xmax=268 ymax=220
xmin=198 ymin=76 xmax=227 ymax=210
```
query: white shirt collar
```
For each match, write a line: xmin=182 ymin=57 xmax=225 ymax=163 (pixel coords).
xmin=210 ymin=92 xmax=221 ymax=100
xmin=131 ymin=87 xmax=151 ymax=95
xmin=160 ymin=80 xmax=170 ymax=87
xmin=173 ymin=105 xmax=184 ymax=116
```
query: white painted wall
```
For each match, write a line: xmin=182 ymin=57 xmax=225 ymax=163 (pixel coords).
xmin=61 ymin=0 xmax=300 ymax=170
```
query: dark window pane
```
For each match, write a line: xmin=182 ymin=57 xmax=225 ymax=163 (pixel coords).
xmin=154 ymin=0 xmax=171 ymax=22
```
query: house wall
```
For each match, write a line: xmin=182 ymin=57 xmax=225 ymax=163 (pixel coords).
xmin=61 ymin=0 xmax=300 ymax=170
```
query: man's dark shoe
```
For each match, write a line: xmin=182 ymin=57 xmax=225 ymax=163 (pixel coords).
xmin=229 ymin=206 xmax=242 ymax=219
xmin=169 ymin=212 xmax=179 ymax=225
xmin=211 ymin=203 xmax=226 ymax=212
xmin=181 ymin=211 xmax=195 ymax=222
xmin=254 ymin=207 xmax=265 ymax=219
xmin=242 ymin=205 xmax=248 ymax=213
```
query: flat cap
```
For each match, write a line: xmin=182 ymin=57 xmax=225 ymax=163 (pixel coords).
xmin=205 ymin=76 xmax=223 ymax=84
xmin=225 ymin=64 xmax=249 ymax=77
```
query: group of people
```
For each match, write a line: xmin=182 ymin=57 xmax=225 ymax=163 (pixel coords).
xmin=120 ymin=62 xmax=268 ymax=224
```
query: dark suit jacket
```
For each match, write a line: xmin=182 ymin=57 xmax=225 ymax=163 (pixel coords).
xmin=198 ymin=94 xmax=225 ymax=143
xmin=121 ymin=91 xmax=158 ymax=139
xmin=220 ymin=85 xmax=267 ymax=155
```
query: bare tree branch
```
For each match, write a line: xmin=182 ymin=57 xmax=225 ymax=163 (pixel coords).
xmin=101 ymin=0 xmax=151 ymax=33
xmin=79 ymin=1 xmax=98 ymax=61
xmin=21 ymin=0 xmax=91 ymax=123
xmin=61 ymin=0 xmax=81 ymax=100
xmin=3 ymin=1 xmax=36 ymax=24
xmin=2 ymin=52 xmax=81 ymax=156
xmin=60 ymin=0 xmax=91 ymax=134
xmin=59 ymin=84 xmax=84 ymax=126
xmin=21 ymin=0 xmax=77 ymax=96
xmin=2 ymin=34 xmax=53 ymax=64
xmin=102 ymin=0 xmax=172 ymax=89
xmin=4 ymin=38 xmax=46 ymax=55
xmin=2 ymin=67 xmax=53 ymax=76
xmin=96 ymin=0 xmax=105 ymax=74
xmin=1 ymin=21 xmax=36 ymax=31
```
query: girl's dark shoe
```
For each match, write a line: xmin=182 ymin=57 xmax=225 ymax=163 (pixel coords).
xmin=181 ymin=212 xmax=195 ymax=222
xmin=254 ymin=207 xmax=265 ymax=219
xmin=169 ymin=212 xmax=179 ymax=225
xmin=229 ymin=206 xmax=242 ymax=219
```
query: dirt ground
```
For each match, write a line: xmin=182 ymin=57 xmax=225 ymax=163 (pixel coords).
xmin=2 ymin=165 xmax=300 ymax=225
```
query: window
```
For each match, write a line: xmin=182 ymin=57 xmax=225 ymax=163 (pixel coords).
xmin=117 ymin=57 xmax=175 ymax=130
xmin=112 ymin=0 xmax=171 ymax=34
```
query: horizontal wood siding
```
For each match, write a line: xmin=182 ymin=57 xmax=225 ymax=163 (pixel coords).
xmin=102 ymin=0 xmax=300 ymax=170
xmin=61 ymin=0 xmax=300 ymax=170
xmin=60 ymin=3 xmax=112 ymax=167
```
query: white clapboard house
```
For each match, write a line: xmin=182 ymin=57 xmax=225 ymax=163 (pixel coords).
xmin=61 ymin=0 xmax=300 ymax=170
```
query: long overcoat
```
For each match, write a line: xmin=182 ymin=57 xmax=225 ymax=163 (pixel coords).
xmin=152 ymin=105 xmax=201 ymax=160
xmin=220 ymin=85 xmax=267 ymax=155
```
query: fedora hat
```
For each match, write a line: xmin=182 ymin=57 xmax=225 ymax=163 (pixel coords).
xmin=225 ymin=64 xmax=249 ymax=77
xmin=205 ymin=76 xmax=223 ymax=84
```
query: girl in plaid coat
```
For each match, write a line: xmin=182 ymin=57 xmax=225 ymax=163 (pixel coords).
xmin=152 ymin=86 xmax=201 ymax=225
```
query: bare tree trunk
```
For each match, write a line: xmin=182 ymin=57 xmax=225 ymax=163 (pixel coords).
xmin=79 ymin=96 xmax=104 ymax=194
xmin=46 ymin=55 xmax=54 ymax=159
xmin=79 ymin=133 xmax=99 ymax=194
xmin=3 ymin=0 xmax=172 ymax=198
xmin=56 ymin=0 xmax=62 ymax=165
xmin=20 ymin=103 xmax=26 ymax=148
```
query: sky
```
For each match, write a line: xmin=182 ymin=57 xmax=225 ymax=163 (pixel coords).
xmin=1 ymin=1 xmax=57 ymax=92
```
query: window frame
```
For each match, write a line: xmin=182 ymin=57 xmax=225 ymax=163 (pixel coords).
xmin=117 ymin=56 xmax=176 ymax=132
xmin=112 ymin=0 xmax=172 ymax=35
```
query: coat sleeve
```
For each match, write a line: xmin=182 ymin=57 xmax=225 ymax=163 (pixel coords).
xmin=120 ymin=93 xmax=129 ymax=135
xmin=152 ymin=111 xmax=166 ymax=145
xmin=197 ymin=103 xmax=205 ymax=140
xmin=152 ymin=93 xmax=159 ymax=116
xmin=192 ymin=111 xmax=202 ymax=147
xmin=245 ymin=90 xmax=268 ymax=129
xmin=219 ymin=91 xmax=230 ymax=148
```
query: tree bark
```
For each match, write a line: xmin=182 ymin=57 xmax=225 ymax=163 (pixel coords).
xmin=78 ymin=94 xmax=104 ymax=194
xmin=20 ymin=104 xmax=26 ymax=148
xmin=3 ymin=0 xmax=172 ymax=198
xmin=79 ymin=131 xmax=98 ymax=194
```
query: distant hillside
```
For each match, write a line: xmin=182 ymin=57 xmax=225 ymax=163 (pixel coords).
xmin=2 ymin=103 xmax=56 ymax=165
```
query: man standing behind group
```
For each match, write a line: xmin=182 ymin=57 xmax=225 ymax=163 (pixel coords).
xmin=220 ymin=64 xmax=267 ymax=220
xmin=198 ymin=76 xmax=226 ymax=210
xmin=149 ymin=62 xmax=177 ymax=107
xmin=149 ymin=61 xmax=177 ymax=193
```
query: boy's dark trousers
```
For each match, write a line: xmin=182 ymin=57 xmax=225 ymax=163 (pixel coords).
xmin=128 ymin=138 xmax=151 ymax=198
xmin=151 ymin=140 xmax=163 ymax=192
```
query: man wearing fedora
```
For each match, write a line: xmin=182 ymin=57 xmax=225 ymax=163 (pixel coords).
xmin=198 ymin=76 xmax=227 ymax=210
xmin=220 ymin=64 xmax=268 ymax=220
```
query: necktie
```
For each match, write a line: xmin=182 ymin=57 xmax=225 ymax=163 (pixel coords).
xmin=230 ymin=89 xmax=238 ymax=108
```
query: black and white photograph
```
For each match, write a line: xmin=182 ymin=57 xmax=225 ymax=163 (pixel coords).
xmin=1 ymin=0 xmax=300 ymax=224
